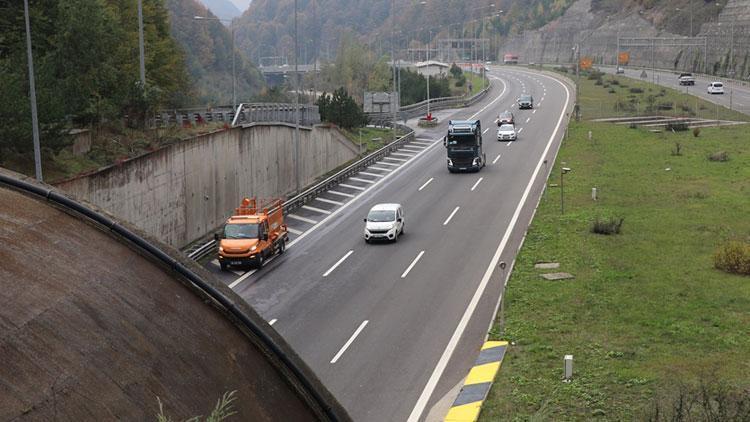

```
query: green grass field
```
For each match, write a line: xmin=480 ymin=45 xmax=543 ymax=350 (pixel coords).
xmin=341 ymin=127 xmax=406 ymax=155
xmin=553 ymin=67 xmax=750 ymax=123
xmin=479 ymin=81 xmax=750 ymax=419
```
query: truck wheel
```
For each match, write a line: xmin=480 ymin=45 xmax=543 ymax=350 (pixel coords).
xmin=278 ymin=239 xmax=286 ymax=254
xmin=220 ymin=262 xmax=227 ymax=271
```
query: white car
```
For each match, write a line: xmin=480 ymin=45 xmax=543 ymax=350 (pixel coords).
xmin=497 ymin=124 xmax=517 ymax=141
xmin=707 ymin=81 xmax=724 ymax=94
xmin=363 ymin=203 xmax=404 ymax=243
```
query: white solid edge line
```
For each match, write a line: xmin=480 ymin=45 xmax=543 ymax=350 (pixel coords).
xmin=401 ymin=250 xmax=425 ymax=279
xmin=228 ymin=77 xmax=509 ymax=289
xmin=470 ymin=177 xmax=484 ymax=192
xmin=330 ymin=320 xmax=369 ymax=364
xmin=418 ymin=177 xmax=434 ymax=191
xmin=443 ymin=206 xmax=460 ymax=226
xmin=269 ymin=319 xmax=277 ymax=326
xmin=492 ymin=154 xmax=502 ymax=164
xmin=406 ymin=69 xmax=571 ymax=422
xmin=323 ymin=250 xmax=354 ymax=277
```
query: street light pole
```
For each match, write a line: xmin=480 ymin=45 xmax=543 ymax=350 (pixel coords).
xmin=137 ymin=0 xmax=146 ymax=85
xmin=294 ymin=0 xmax=301 ymax=194
xmin=391 ymin=0 xmax=397 ymax=140
xmin=23 ymin=0 xmax=42 ymax=181
xmin=427 ymin=29 xmax=432 ymax=119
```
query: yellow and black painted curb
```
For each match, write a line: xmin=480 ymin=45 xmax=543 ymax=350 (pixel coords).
xmin=444 ymin=340 xmax=508 ymax=422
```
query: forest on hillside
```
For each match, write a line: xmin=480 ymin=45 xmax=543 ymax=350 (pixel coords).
xmin=234 ymin=0 xmax=577 ymax=65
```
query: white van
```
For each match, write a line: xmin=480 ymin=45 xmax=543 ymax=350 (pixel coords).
xmin=363 ymin=203 xmax=404 ymax=243
xmin=707 ymin=82 xmax=724 ymax=94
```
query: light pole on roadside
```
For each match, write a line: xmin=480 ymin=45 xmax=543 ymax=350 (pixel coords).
xmin=295 ymin=0 xmax=300 ymax=194
xmin=194 ymin=16 xmax=236 ymax=111
xmin=138 ymin=0 xmax=146 ymax=86
xmin=23 ymin=0 xmax=42 ymax=181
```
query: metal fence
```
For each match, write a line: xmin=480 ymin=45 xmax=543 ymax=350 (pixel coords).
xmin=366 ymin=83 xmax=492 ymax=125
xmin=154 ymin=103 xmax=320 ymax=128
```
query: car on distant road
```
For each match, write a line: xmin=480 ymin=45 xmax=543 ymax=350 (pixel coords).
xmin=707 ymin=81 xmax=724 ymax=94
xmin=678 ymin=73 xmax=695 ymax=85
xmin=363 ymin=203 xmax=404 ymax=243
xmin=517 ymin=94 xmax=534 ymax=109
xmin=497 ymin=124 xmax=517 ymax=141
xmin=497 ymin=111 xmax=514 ymax=126
xmin=616 ymin=66 xmax=625 ymax=74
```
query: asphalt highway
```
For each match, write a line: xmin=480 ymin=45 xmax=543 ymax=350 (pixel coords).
xmin=599 ymin=65 xmax=750 ymax=115
xmin=205 ymin=67 xmax=574 ymax=421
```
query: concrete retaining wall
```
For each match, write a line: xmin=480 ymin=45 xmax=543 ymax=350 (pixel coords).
xmin=55 ymin=123 xmax=358 ymax=248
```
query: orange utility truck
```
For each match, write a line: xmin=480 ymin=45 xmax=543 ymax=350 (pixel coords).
xmin=216 ymin=198 xmax=289 ymax=270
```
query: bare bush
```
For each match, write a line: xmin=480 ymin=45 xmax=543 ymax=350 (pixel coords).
xmin=714 ymin=241 xmax=750 ymax=275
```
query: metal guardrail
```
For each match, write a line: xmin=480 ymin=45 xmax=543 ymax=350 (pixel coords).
xmin=153 ymin=103 xmax=320 ymax=128
xmin=185 ymin=123 xmax=416 ymax=261
xmin=366 ymin=82 xmax=492 ymax=125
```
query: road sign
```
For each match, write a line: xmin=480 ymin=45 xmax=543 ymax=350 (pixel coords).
xmin=618 ymin=52 xmax=630 ymax=65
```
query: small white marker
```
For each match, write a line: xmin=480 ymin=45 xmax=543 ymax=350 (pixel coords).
xmin=330 ymin=320 xmax=369 ymax=363
xmin=269 ymin=319 xmax=277 ymax=326
xmin=323 ymin=250 xmax=354 ymax=277
xmin=471 ymin=177 xmax=484 ymax=191
xmin=401 ymin=251 xmax=426 ymax=278
xmin=518 ymin=127 xmax=524 ymax=133
xmin=419 ymin=177 xmax=434 ymax=191
xmin=443 ymin=206 xmax=460 ymax=226
xmin=492 ymin=154 xmax=502 ymax=164
xmin=526 ymin=117 xmax=531 ymax=123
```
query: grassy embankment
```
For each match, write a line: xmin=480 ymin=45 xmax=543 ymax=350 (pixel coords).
xmin=340 ymin=127 xmax=406 ymax=155
xmin=480 ymin=71 xmax=750 ymax=420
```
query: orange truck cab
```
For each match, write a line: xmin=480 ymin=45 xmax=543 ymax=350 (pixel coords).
xmin=216 ymin=198 xmax=289 ymax=270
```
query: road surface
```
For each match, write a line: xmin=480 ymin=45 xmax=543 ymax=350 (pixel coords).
xmin=203 ymin=66 xmax=574 ymax=421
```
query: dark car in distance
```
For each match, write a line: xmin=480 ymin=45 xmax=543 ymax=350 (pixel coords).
xmin=518 ymin=95 xmax=534 ymax=109
xmin=497 ymin=111 xmax=514 ymax=126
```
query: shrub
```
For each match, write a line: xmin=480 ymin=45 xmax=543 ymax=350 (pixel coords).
xmin=713 ymin=241 xmax=750 ymax=275
xmin=657 ymin=102 xmax=674 ymax=110
xmin=630 ymin=87 xmax=644 ymax=93
xmin=671 ymin=142 xmax=682 ymax=156
xmin=608 ymin=88 xmax=617 ymax=94
xmin=609 ymin=79 xmax=620 ymax=85
xmin=554 ymin=66 xmax=569 ymax=73
xmin=591 ymin=217 xmax=624 ymax=235
xmin=595 ymin=79 xmax=603 ymax=86
xmin=709 ymin=151 xmax=729 ymax=162
xmin=692 ymin=127 xmax=701 ymax=137
xmin=665 ymin=122 xmax=689 ymax=131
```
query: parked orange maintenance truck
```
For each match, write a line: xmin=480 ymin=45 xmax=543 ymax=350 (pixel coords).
xmin=216 ymin=198 xmax=289 ymax=271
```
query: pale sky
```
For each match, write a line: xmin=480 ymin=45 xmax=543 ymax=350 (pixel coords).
xmin=229 ymin=0 xmax=251 ymax=12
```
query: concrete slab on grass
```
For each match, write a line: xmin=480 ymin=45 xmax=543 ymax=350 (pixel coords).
xmin=541 ymin=272 xmax=574 ymax=281
xmin=534 ymin=262 xmax=560 ymax=269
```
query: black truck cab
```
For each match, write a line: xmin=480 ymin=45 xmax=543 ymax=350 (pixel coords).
xmin=444 ymin=120 xmax=486 ymax=173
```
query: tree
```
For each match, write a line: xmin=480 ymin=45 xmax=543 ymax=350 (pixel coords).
xmin=316 ymin=88 xmax=368 ymax=129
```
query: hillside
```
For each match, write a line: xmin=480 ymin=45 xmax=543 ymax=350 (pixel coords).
xmin=167 ymin=0 xmax=265 ymax=106
xmin=234 ymin=0 xmax=577 ymax=65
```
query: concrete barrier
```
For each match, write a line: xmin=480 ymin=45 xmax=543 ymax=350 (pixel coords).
xmin=55 ymin=123 xmax=358 ymax=248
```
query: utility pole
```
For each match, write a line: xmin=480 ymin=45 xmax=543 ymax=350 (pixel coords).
xmin=137 ymin=0 xmax=146 ymax=85
xmin=391 ymin=0 xmax=397 ymax=140
xmin=427 ymin=29 xmax=432 ymax=119
xmin=23 ymin=0 xmax=42 ymax=181
xmin=294 ymin=0 xmax=300 ymax=194
xmin=231 ymin=26 xmax=236 ymax=110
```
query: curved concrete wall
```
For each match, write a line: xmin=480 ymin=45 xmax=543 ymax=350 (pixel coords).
xmin=55 ymin=123 xmax=358 ymax=248
xmin=0 ymin=169 xmax=349 ymax=421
